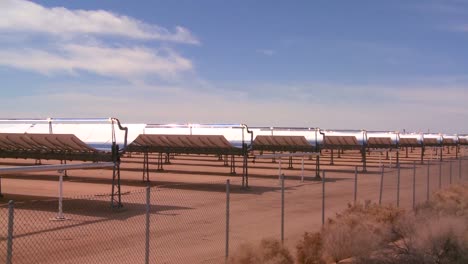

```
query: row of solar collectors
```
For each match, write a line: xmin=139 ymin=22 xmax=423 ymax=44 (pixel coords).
xmin=0 ymin=122 xmax=467 ymax=151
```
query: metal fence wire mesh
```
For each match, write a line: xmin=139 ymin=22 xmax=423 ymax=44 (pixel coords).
xmin=0 ymin=156 xmax=467 ymax=264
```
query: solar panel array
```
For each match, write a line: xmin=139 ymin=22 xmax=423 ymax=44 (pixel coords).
xmin=367 ymin=137 xmax=393 ymax=148
xmin=398 ymin=138 xmax=420 ymax=146
xmin=0 ymin=133 xmax=113 ymax=162
xmin=252 ymin=135 xmax=316 ymax=152
xmin=323 ymin=135 xmax=360 ymax=148
xmin=126 ymin=134 xmax=244 ymax=155
xmin=423 ymin=138 xmax=440 ymax=146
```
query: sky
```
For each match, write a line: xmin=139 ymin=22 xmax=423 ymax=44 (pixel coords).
xmin=0 ymin=0 xmax=467 ymax=133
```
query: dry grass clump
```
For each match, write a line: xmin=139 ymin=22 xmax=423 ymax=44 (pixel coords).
xmin=296 ymin=232 xmax=324 ymax=264
xmin=417 ymin=183 xmax=468 ymax=217
xmin=229 ymin=238 xmax=294 ymax=264
xmin=295 ymin=201 xmax=405 ymax=263
xmin=358 ymin=215 xmax=468 ymax=264
xmin=321 ymin=202 xmax=405 ymax=262
xmin=355 ymin=184 xmax=468 ymax=264
xmin=232 ymin=184 xmax=467 ymax=264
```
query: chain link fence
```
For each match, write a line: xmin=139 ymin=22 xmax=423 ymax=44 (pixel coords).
xmin=1 ymin=157 xmax=467 ymax=263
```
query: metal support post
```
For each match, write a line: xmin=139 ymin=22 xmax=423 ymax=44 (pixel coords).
xmin=142 ymin=152 xmax=150 ymax=182
xmin=426 ymin=160 xmax=430 ymax=202
xmin=7 ymin=200 xmax=14 ymax=264
xmin=421 ymin=146 xmax=425 ymax=164
xmin=111 ymin=163 xmax=122 ymax=208
xmin=315 ymin=156 xmax=320 ymax=178
xmin=145 ymin=186 xmax=150 ymax=264
xmin=60 ymin=160 xmax=68 ymax=177
xmin=397 ymin=163 xmax=401 ymax=207
xmin=0 ymin=176 xmax=3 ymax=198
xmin=439 ymin=160 xmax=442 ymax=189
xmin=230 ymin=155 xmax=236 ymax=175
xmin=412 ymin=161 xmax=416 ymax=209
xmin=51 ymin=170 xmax=68 ymax=221
xmin=164 ymin=152 xmax=171 ymax=164
xmin=322 ymin=171 xmax=326 ymax=225
xmin=354 ymin=166 xmax=358 ymax=204
xmin=379 ymin=166 xmax=384 ymax=205
xmin=281 ymin=174 xmax=285 ymax=244
xmin=288 ymin=156 xmax=293 ymax=169
xmin=225 ymin=180 xmax=230 ymax=262
xmin=278 ymin=159 xmax=282 ymax=184
xmin=157 ymin=153 xmax=164 ymax=171
xmin=361 ymin=147 xmax=367 ymax=172
xmin=330 ymin=149 xmax=334 ymax=165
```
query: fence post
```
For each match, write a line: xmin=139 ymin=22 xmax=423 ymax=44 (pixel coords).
xmin=225 ymin=179 xmax=230 ymax=262
xmin=397 ymin=163 xmax=401 ymax=207
xmin=58 ymin=170 xmax=65 ymax=220
xmin=412 ymin=161 xmax=416 ymax=209
xmin=281 ymin=174 xmax=285 ymax=243
xmin=145 ymin=186 xmax=150 ymax=264
xmin=439 ymin=160 xmax=442 ymax=189
xmin=427 ymin=160 xmax=430 ymax=202
xmin=322 ymin=171 xmax=325 ymax=226
xmin=379 ymin=166 xmax=384 ymax=205
xmin=354 ymin=166 xmax=358 ymax=204
xmin=7 ymin=200 xmax=14 ymax=264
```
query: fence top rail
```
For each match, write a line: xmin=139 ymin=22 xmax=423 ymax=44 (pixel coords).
xmin=0 ymin=162 xmax=115 ymax=175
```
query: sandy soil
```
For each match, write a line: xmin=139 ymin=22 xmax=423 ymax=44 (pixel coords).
xmin=0 ymin=147 xmax=466 ymax=263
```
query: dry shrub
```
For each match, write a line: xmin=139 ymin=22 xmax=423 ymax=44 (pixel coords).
xmin=419 ymin=183 xmax=468 ymax=217
xmin=229 ymin=238 xmax=294 ymax=264
xmin=356 ymin=184 xmax=468 ymax=264
xmin=296 ymin=232 xmax=324 ymax=264
xmin=320 ymin=202 xmax=405 ymax=262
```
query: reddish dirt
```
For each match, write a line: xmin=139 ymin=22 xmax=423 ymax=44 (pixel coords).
xmin=0 ymin=147 xmax=466 ymax=263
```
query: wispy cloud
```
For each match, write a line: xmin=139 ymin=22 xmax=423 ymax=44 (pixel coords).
xmin=0 ymin=0 xmax=198 ymax=81
xmin=257 ymin=49 xmax=276 ymax=56
xmin=0 ymin=0 xmax=199 ymax=44
xmin=0 ymin=44 xmax=193 ymax=79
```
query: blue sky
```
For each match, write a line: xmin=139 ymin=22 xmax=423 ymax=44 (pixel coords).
xmin=0 ymin=0 xmax=467 ymax=133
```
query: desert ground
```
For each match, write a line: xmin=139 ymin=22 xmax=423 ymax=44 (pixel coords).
xmin=0 ymin=147 xmax=466 ymax=263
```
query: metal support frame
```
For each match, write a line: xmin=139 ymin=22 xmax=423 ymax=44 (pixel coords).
xmin=111 ymin=146 xmax=122 ymax=208
xmin=316 ymin=156 xmax=321 ymax=178
xmin=255 ymin=152 xmax=320 ymax=182
xmin=330 ymin=149 xmax=334 ymax=165
xmin=421 ymin=145 xmax=425 ymax=164
xmin=230 ymin=155 xmax=236 ymax=175
xmin=142 ymin=151 xmax=150 ymax=182
xmin=165 ymin=153 xmax=171 ymax=164
xmin=242 ymin=151 xmax=248 ymax=188
xmin=361 ymin=146 xmax=367 ymax=172
xmin=287 ymin=156 xmax=293 ymax=169
xmin=60 ymin=160 xmax=68 ymax=177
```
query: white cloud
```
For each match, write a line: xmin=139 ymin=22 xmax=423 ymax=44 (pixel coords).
xmin=0 ymin=44 xmax=193 ymax=79
xmin=0 ymin=0 xmax=198 ymax=80
xmin=0 ymin=0 xmax=199 ymax=44
xmin=257 ymin=49 xmax=275 ymax=56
